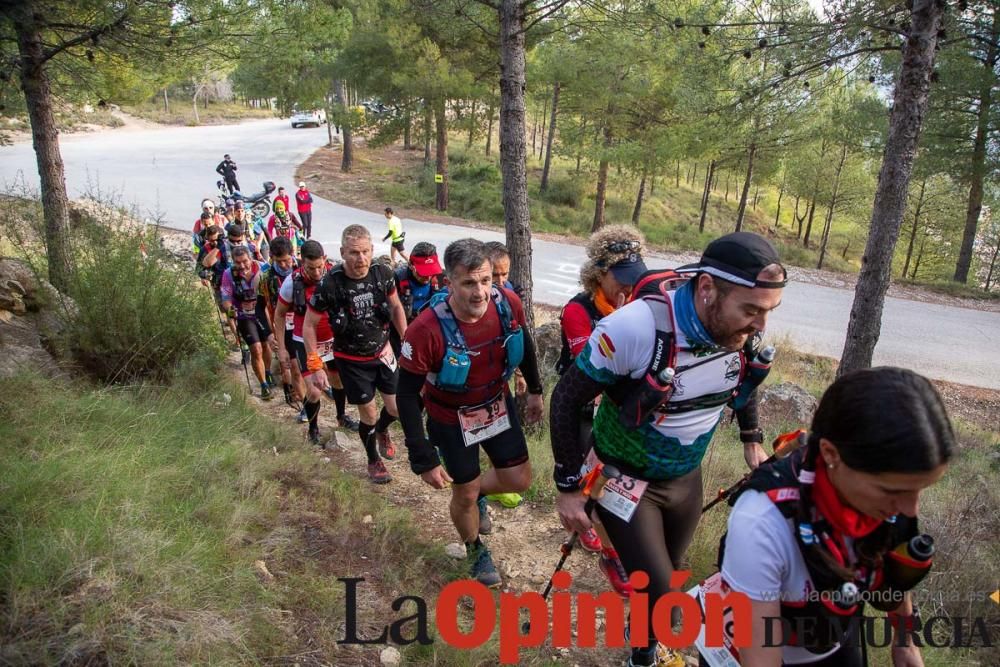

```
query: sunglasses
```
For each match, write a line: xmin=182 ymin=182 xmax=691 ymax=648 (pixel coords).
xmin=606 ymin=240 xmax=640 ymax=254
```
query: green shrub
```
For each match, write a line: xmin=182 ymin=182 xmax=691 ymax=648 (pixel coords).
xmin=539 ymin=176 xmax=589 ymax=208
xmin=69 ymin=229 xmax=225 ymax=384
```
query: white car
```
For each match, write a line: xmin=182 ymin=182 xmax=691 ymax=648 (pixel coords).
xmin=291 ymin=109 xmax=326 ymax=128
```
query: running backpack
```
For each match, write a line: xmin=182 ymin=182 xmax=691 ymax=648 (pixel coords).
xmin=430 ymin=286 xmax=524 ymax=393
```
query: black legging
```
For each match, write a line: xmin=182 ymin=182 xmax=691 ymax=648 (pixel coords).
xmin=595 ymin=466 xmax=704 ymax=651
xmin=225 ymin=177 xmax=240 ymax=194
xmin=300 ymin=210 xmax=313 ymax=238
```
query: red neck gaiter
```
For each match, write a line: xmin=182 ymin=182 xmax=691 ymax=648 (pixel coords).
xmin=812 ymin=461 xmax=883 ymax=539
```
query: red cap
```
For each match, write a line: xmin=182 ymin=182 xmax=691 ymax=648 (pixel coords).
xmin=411 ymin=250 xmax=442 ymax=277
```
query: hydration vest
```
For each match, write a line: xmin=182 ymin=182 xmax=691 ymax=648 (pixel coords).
xmin=555 ymin=292 xmax=602 ymax=375
xmin=395 ymin=266 xmax=442 ymax=321
xmin=429 ymin=286 xmax=524 ymax=393
xmin=603 ymin=279 xmax=761 ymax=426
xmin=718 ymin=447 xmax=924 ymax=655
xmin=231 ymin=262 xmax=260 ymax=308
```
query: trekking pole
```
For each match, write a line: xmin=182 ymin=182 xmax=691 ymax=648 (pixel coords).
xmin=522 ymin=463 xmax=621 ymax=633
xmin=239 ymin=341 xmax=253 ymax=391
xmin=215 ymin=307 xmax=232 ymax=345
xmin=701 ymin=429 xmax=807 ymax=514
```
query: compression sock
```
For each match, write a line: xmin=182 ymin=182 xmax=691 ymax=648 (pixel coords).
xmin=359 ymin=422 xmax=379 ymax=463
xmin=375 ymin=406 xmax=397 ymax=432
xmin=305 ymin=399 xmax=321 ymax=431
xmin=331 ymin=386 xmax=347 ymax=419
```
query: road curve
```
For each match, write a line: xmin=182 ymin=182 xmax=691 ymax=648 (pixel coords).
xmin=3 ymin=118 xmax=999 ymax=389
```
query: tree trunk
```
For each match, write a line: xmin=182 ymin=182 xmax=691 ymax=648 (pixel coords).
xmin=335 ymin=79 xmax=352 ymax=172
xmin=735 ymin=143 xmax=756 ymax=232
xmin=692 ymin=163 xmax=699 ymax=187
xmin=162 ymin=87 xmax=169 ymax=113
xmin=902 ymin=178 xmax=927 ymax=279
xmin=632 ymin=167 xmax=647 ymax=224
xmin=538 ymin=94 xmax=548 ymax=160
xmin=686 ymin=164 xmax=694 ymax=186
xmin=540 ymin=81 xmax=559 ymax=191
xmin=13 ymin=5 xmax=73 ymax=292
xmin=434 ymin=98 xmax=448 ymax=211
xmin=774 ymin=170 xmax=786 ymax=228
xmin=403 ymin=109 xmax=412 ymax=150
xmin=793 ymin=195 xmax=804 ymax=238
xmin=985 ymin=235 xmax=1000 ymax=291
xmin=699 ymin=159 xmax=716 ymax=233
xmin=954 ymin=8 xmax=999 ymax=283
xmin=842 ymin=240 xmax=851 ymax=260
xmin=191 ymin=79 xmax=201 ymax=125
xmin=803 ymin=198 xmax=817 ymax=247
xmin=912 ymin=235 xmax=927 ymax=280
xmin=649 ymin=172 xmax=655 ymax=196
xmin=753 ymin=184 xmax=760 ymax=211
xmin=485 ymin=95 xmax=496 ymax=156
xmin=530 ymin=108 xmax=538 ymax=157
xmin=724 ymin=170 xmax=731 ymax=201
xmin=591 ymin=125 xmax=612 ymax=232
xmin=423 ymin=102 xmax=432 ymax=166
xmin=497 ymin=0 xmax=534 ymax=327
xmin=818 ymin=145 xmax=848 ymax=270
xmin=467 ymin=99 xmax=477 ymax=148
xmin=839 ymin=0 xmax=943 ymax=377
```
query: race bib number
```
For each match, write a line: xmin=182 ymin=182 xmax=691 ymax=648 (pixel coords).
xmin=687 ymin=573 xmax=742 ymax=667
xmin=317 ymin=339 xmax=334 ymax=363
xmin=379 ymin=345 xmax=398 ymax=372
xmin=458 ymin=394 xmax=511 ymax=447
xmin=583 ymin=449 xmax=648 ymax=523
xmin=284 ymin=312 xmax=294 ymax=330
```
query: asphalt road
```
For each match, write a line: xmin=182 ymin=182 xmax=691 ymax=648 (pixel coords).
xmin=3 ymin=117 xmax=999 ymax=389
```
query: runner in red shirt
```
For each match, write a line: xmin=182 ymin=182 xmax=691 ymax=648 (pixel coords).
xmin=396 ymin=238 xmax=545 ymax=587
xmin=295 ymin=181 xmax=314 ymax=238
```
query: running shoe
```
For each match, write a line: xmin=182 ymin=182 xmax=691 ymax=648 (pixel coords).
xmin=337 ymin=414 xmax=361 ymax=432
xmin=375 ymin=429 xmax=396 ymax=460
xmin=467 ymin=543 xmax=502 ymax=588
xmin=598 ymin=548 xmax=634 ymax=598
xmin=580 ymin=527 xmax=603 ymax=552
xmin=367 ymin=459 xmax=392 ymax=484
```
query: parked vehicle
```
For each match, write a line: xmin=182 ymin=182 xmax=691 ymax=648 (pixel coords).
xmin=290 ymin=109 xmax=326 ymax=128
xmin=217 ymin=180 xmax=275 ymax=218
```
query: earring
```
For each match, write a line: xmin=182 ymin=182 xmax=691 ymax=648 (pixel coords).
xmin=827 ymin=463 xmax=834 ymax=469
xmin=704 ymin=298 xmax=708 ymax=305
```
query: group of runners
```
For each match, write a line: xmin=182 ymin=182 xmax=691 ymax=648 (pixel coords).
xmin=191 ymin=176 xmax=953 ymax=666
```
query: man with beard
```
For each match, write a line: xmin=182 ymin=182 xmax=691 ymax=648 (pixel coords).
xmin=548 ymin=232 xmax=785 ymax=667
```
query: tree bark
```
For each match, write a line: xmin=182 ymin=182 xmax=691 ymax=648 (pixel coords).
xmin=985 ymin=234 xmax=999 ymax=291
xmin=954 ymin=7 xmax=999 ymax=283
xmin=699 ymin=159 xmax=716 ymax=233
xmin=675 ymin=160 xmax=681 ymax=187
xmin=901 ymin=178 xmax=927 ymax=279
xmin=403 ymin=109 xmax=412 ymax=150
xmin=538 ymin=94 xmax=548 ymax=160
xmin=818 ymin=145 xmax=848 ymax=270
xmin=334 ymin=79 xmax=352 ymax=172
xmin=540 ymin=81 xmax=559 ymax=191
xmin=13 ymin=5 xmax=73 ymax=292
xmin=162 ymin=87 xmax=169 ymax=113
xmin=724 ymin=170 xmax=731 ymax=201
xmin=191 ymin=78 xmax=202 ymax=125
xmin=591 ymin=125 xmax=612 ymax=232
xmin=803 ymin=198 xmax=817 ymax=247
xmin=632 ymin=167 xmax=647 ymax=224
xmin=423 ymin=101 xmax=432 ymax=166
xmin=839 ymin=0 xmax=943 ymax=377
xmin=753 ymin=184 xmax=760 ymax=211
xmin=912 ymin=235 xmax=927 ymax=280
xmin=434 ymin=98 xmax=448 ymax=211
xmin=467 ymin=99 xmax=477 ymax=148
xmin=485 ymin=95 xmax=495 ymax=156
xmin=497 ymin=0 xmax=534 ymax=327
xmin=735 ymin=143 xmax=756 ymax=232
xmin=774 ymin=170 xmax=786 ymax=228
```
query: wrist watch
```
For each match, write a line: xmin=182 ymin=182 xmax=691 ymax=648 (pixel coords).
xmin=739 ymin=428 xmax=764 ymax=444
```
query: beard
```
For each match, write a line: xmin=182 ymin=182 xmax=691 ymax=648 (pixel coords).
xmin=703 ymin=301 xmax=757 ymax=351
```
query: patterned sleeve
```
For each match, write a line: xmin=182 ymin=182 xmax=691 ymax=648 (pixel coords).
xmin=574 ymin=300 xmax=654 ymax=385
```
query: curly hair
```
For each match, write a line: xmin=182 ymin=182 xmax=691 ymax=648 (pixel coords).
xmin=579 ymin=224 xmax=646 ymax=294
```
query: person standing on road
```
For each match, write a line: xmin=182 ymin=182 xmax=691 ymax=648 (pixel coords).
xmin=220 ymin=245 xmax=274 ymax=400
xmin=382 ymin=207 xmax=408 ymax=264
xmin=549 ymin=231 xmax=785 ymax=667
xmin=216 ymin=154 xmax=239 ymax=194
xmin=295 ymin=181 xmax=314 ymax=239
xmin=274 ymin=186 xmax=291 ymax=214
xmin=396 ymin=238 xmax=545 ymax=587
xmin=304 ymin=225 xmax=407 ymax=483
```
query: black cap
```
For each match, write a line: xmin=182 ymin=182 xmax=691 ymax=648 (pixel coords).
xmin=608 ymin=252 xmax=648 ymax=286
xmin=676 ymin=232 xmax=786 ymax=289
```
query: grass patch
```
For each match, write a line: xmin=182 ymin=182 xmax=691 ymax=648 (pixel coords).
xmin=122 ymin=100 xmax=276 ymax=126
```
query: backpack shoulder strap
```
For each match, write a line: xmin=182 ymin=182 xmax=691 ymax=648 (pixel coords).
xmin=431 ymin=297 xmax=468 ymax=350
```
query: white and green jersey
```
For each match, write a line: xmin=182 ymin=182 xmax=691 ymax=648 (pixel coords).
xmin=576 ymin=295 xmax=746 ymax=480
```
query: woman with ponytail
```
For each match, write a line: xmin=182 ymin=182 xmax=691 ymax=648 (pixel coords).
xmin=721 ymin=367 xmax=953 ymax=667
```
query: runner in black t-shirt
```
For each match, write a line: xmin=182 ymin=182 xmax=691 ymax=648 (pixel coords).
xmin=304 ymin=224 xmax=408 ymax=484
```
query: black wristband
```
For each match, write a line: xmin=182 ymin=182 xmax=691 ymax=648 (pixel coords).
xmin=740 ymin=428 xmax=764 ymax=444
xmin=528 ymin=385 xmax=543 ymax=395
